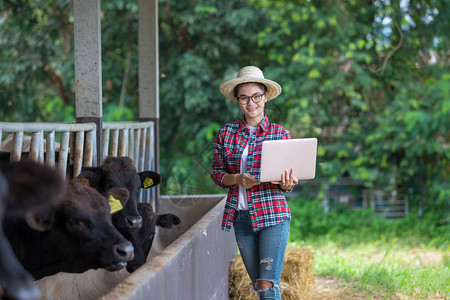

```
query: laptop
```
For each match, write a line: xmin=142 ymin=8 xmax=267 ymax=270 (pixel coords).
xmin=259 ymin=138 xmax=318 ymax=182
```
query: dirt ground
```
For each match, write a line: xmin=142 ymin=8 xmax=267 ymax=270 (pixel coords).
xmin=311 ymin=275 xmax=446 ymax=300
xmin=311 ymin=275 xmax=370 ymax=299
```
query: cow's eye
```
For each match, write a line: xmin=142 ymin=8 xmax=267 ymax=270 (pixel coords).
xmin=68 ymin=218 xmax=88 ymax=230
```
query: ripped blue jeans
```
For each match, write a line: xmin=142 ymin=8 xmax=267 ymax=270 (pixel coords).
xmin=233 ymin=210 xmax=290 ymax=300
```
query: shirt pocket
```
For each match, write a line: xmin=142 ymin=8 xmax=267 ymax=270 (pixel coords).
xmin=223 ymin=144 xmax=241 ymax=172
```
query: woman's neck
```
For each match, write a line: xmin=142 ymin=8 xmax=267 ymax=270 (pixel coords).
xmin=245 ymin=115 xmax=264 ymax=127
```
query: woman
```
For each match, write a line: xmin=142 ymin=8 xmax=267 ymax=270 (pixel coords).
xmin=211 ymin=66 xmax=298 ymax=299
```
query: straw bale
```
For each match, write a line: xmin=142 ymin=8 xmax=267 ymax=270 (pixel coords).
xmin=229 ymin=246 xmax=315 ymax=299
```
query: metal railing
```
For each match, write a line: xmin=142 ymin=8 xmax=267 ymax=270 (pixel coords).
xmin=102 ymin=121 xmax=155 ymax=173
xmin=0 ymin=121 xmax=156 ymax=203
xmin=0 ymin=122 xmax=97 ymax=179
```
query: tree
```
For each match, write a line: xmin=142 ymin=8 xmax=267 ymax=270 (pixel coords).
xmin=253 ymin=0 xmax=449 ymax=211
xmin=1 ymin=0 xmax=448 ymax=213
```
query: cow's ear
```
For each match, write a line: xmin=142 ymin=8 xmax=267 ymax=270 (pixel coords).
xmin=25 ymin=208 xmax=55 ymax=231
xmin=106 ymin=187 xmax=129 ymax=212
xmin=139 ymin=171 xmax=162 ymax=189
xmin=77 ymin=169 xmax=102 ymax=187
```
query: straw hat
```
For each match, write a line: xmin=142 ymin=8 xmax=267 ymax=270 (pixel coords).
xmin=220 ymin=66 xmax=282 ymax=102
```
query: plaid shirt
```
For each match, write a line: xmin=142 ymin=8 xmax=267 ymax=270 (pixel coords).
xmin=211 ymin=115 xmax=291 ymax=232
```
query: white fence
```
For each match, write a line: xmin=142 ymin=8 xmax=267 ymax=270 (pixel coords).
xmin=0 ymin=121 xmax=156 ymax=202
xmin=363 ymin=190 xmax=409 ymax=219
xmin=0 ymin=122 xmax=96 ymax=179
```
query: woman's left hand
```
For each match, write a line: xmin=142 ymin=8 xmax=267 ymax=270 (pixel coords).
xmin=271 ymin=168 xmax=298 ymax=191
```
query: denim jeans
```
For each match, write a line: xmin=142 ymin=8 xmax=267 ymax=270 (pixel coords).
xmin=233 ymin=210 xmax=290 ymax=300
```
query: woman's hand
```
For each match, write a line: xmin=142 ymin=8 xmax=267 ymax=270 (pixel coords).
xmin=236 ymin=173 xmax=260 ymax=189
xmin=271 ymin=168 xmax=298 ymax=190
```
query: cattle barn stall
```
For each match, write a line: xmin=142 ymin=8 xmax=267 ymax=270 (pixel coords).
xmin=0 ymin=121 xmax=237 ymax=299
xmin=1 ymin=0 xmax=237 ymax=299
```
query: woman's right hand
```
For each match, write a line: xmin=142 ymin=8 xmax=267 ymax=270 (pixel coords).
xmin=235 ymin=173 xmax=260 ymax=189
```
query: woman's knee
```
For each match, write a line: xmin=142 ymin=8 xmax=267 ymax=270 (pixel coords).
xmin=255 ymin=279 xmax=280 ymax=299
xmin=257 ymin=279 xmax=274 ymax=290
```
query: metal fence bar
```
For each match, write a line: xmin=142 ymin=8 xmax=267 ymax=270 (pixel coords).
xmin=11 ymin=132 xmax=24 ymax=162
xmin=58 ymin=132 xmax=70 ymax=178
xmin=110 ymin=129 xmax=119 ymax=157
xmin=129 ymin=128 xmax=135 ymax=164
xmin=102 ymin=128 xmax=110 ymax=160
xmin=84 ymin=130 xmax=95 ymax=167
xmin=69 ymin=132 xmax=75 ymax=167
xmin=138 ymin=127 xmax=146 ymax=173
xmin=133 ymin=129 xmax=141 ymax=169
xmin=118 ymin=129 xmax=128 ymax=157
xmin=29 ymin=131 xmax=41 ymax=162
xmin=0 ymin=123 xmax=96 ymax=132
xmin=38 ymin=131 xmax=45 ymax=164
xmin=73 ymin=131 xmax=85 ymax=177
xmin=46 ymin=131 xmax=56 ymax=167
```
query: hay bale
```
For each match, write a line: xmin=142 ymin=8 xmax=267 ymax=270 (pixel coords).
xmin=229 ymin=246 xmax=315 ymax=299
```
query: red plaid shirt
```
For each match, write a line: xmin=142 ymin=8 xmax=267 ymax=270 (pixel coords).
xmin=211 ymin=115 xmax=292 ymax=232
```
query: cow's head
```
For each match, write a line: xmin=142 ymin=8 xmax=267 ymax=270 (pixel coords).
xmin=0 ymin=160 xmax=65 ymax=216
xmin=26 ymin=179 xmax=135 ymax=273
xmin=78 ymin=156 xmax=162 ymax=233
xmin=123 ymin=203 xmax=180 ymax=273
xmin=122 ymin=202 xmax=157 ymax=272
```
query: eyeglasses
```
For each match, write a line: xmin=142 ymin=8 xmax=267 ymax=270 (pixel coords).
xmin=237 ymin=92 xmax=266 ymax=104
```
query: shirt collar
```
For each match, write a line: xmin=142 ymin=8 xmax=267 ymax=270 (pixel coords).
xmin=238 ymin=115 xmax=270 ymax=132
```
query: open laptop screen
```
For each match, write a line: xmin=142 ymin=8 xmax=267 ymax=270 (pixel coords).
xmin=259 ymin=138 xmax=318 ymax=182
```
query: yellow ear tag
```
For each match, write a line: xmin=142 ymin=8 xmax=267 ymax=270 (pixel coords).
xmin=109 ymin=195 xmax=123 ymax=214
xmin=143 ymin=177 xmax=154 ymax=188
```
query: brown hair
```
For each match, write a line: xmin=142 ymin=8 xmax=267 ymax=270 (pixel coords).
xmin=233 ymin=82 xmax=267 ymax=99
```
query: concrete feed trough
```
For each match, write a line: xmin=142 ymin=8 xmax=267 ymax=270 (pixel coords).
xmin=35 ymin=195 xmax=237 ymax=300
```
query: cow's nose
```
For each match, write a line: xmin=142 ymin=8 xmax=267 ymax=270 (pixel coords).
xmin=114 ymin=241 xmax=134 ymax=261
xmin=126 ymin=215 xmax=142 ymax=230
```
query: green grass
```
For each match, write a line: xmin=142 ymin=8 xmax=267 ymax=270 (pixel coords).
xmin=287 ymin=198 xmax=450 ymax=299
xmin=291 ymin=239 xmax=450 ymax=299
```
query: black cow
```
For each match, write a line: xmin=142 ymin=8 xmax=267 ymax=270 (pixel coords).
xmin=4 ymin=178 xmax=135 ymax=280
xmin=0 ymin=160 xmax=65 ymax=216
xmin=0 ymin=161 xmax=65 ymax=300
xmin=0 ymin=172 xmax=39 ymax=300
xmin=78 ymin=156 xmax=180 ymax=272
xmin=78 ymin=156 xmax=162 ymax=233
xmin=122 ymin=203 xmax=180 ymax=273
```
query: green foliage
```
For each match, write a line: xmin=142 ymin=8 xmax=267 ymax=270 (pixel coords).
xmin=0 ymin=0 xmax=448 ymax=212
xmin=42 ymin=97 xmax=75 ymax=122
xmin=0 ymin=0 xmax=74 ymax=121
xmin=289 ymin=197 xmax=449 ymax=248
xmin=251 ymin=0 xmax=449 ymax=212
xmin=103 ymin=105 xmax=134 ymax=122
xmin=158 ymin=0 xmax=266 ymax=194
